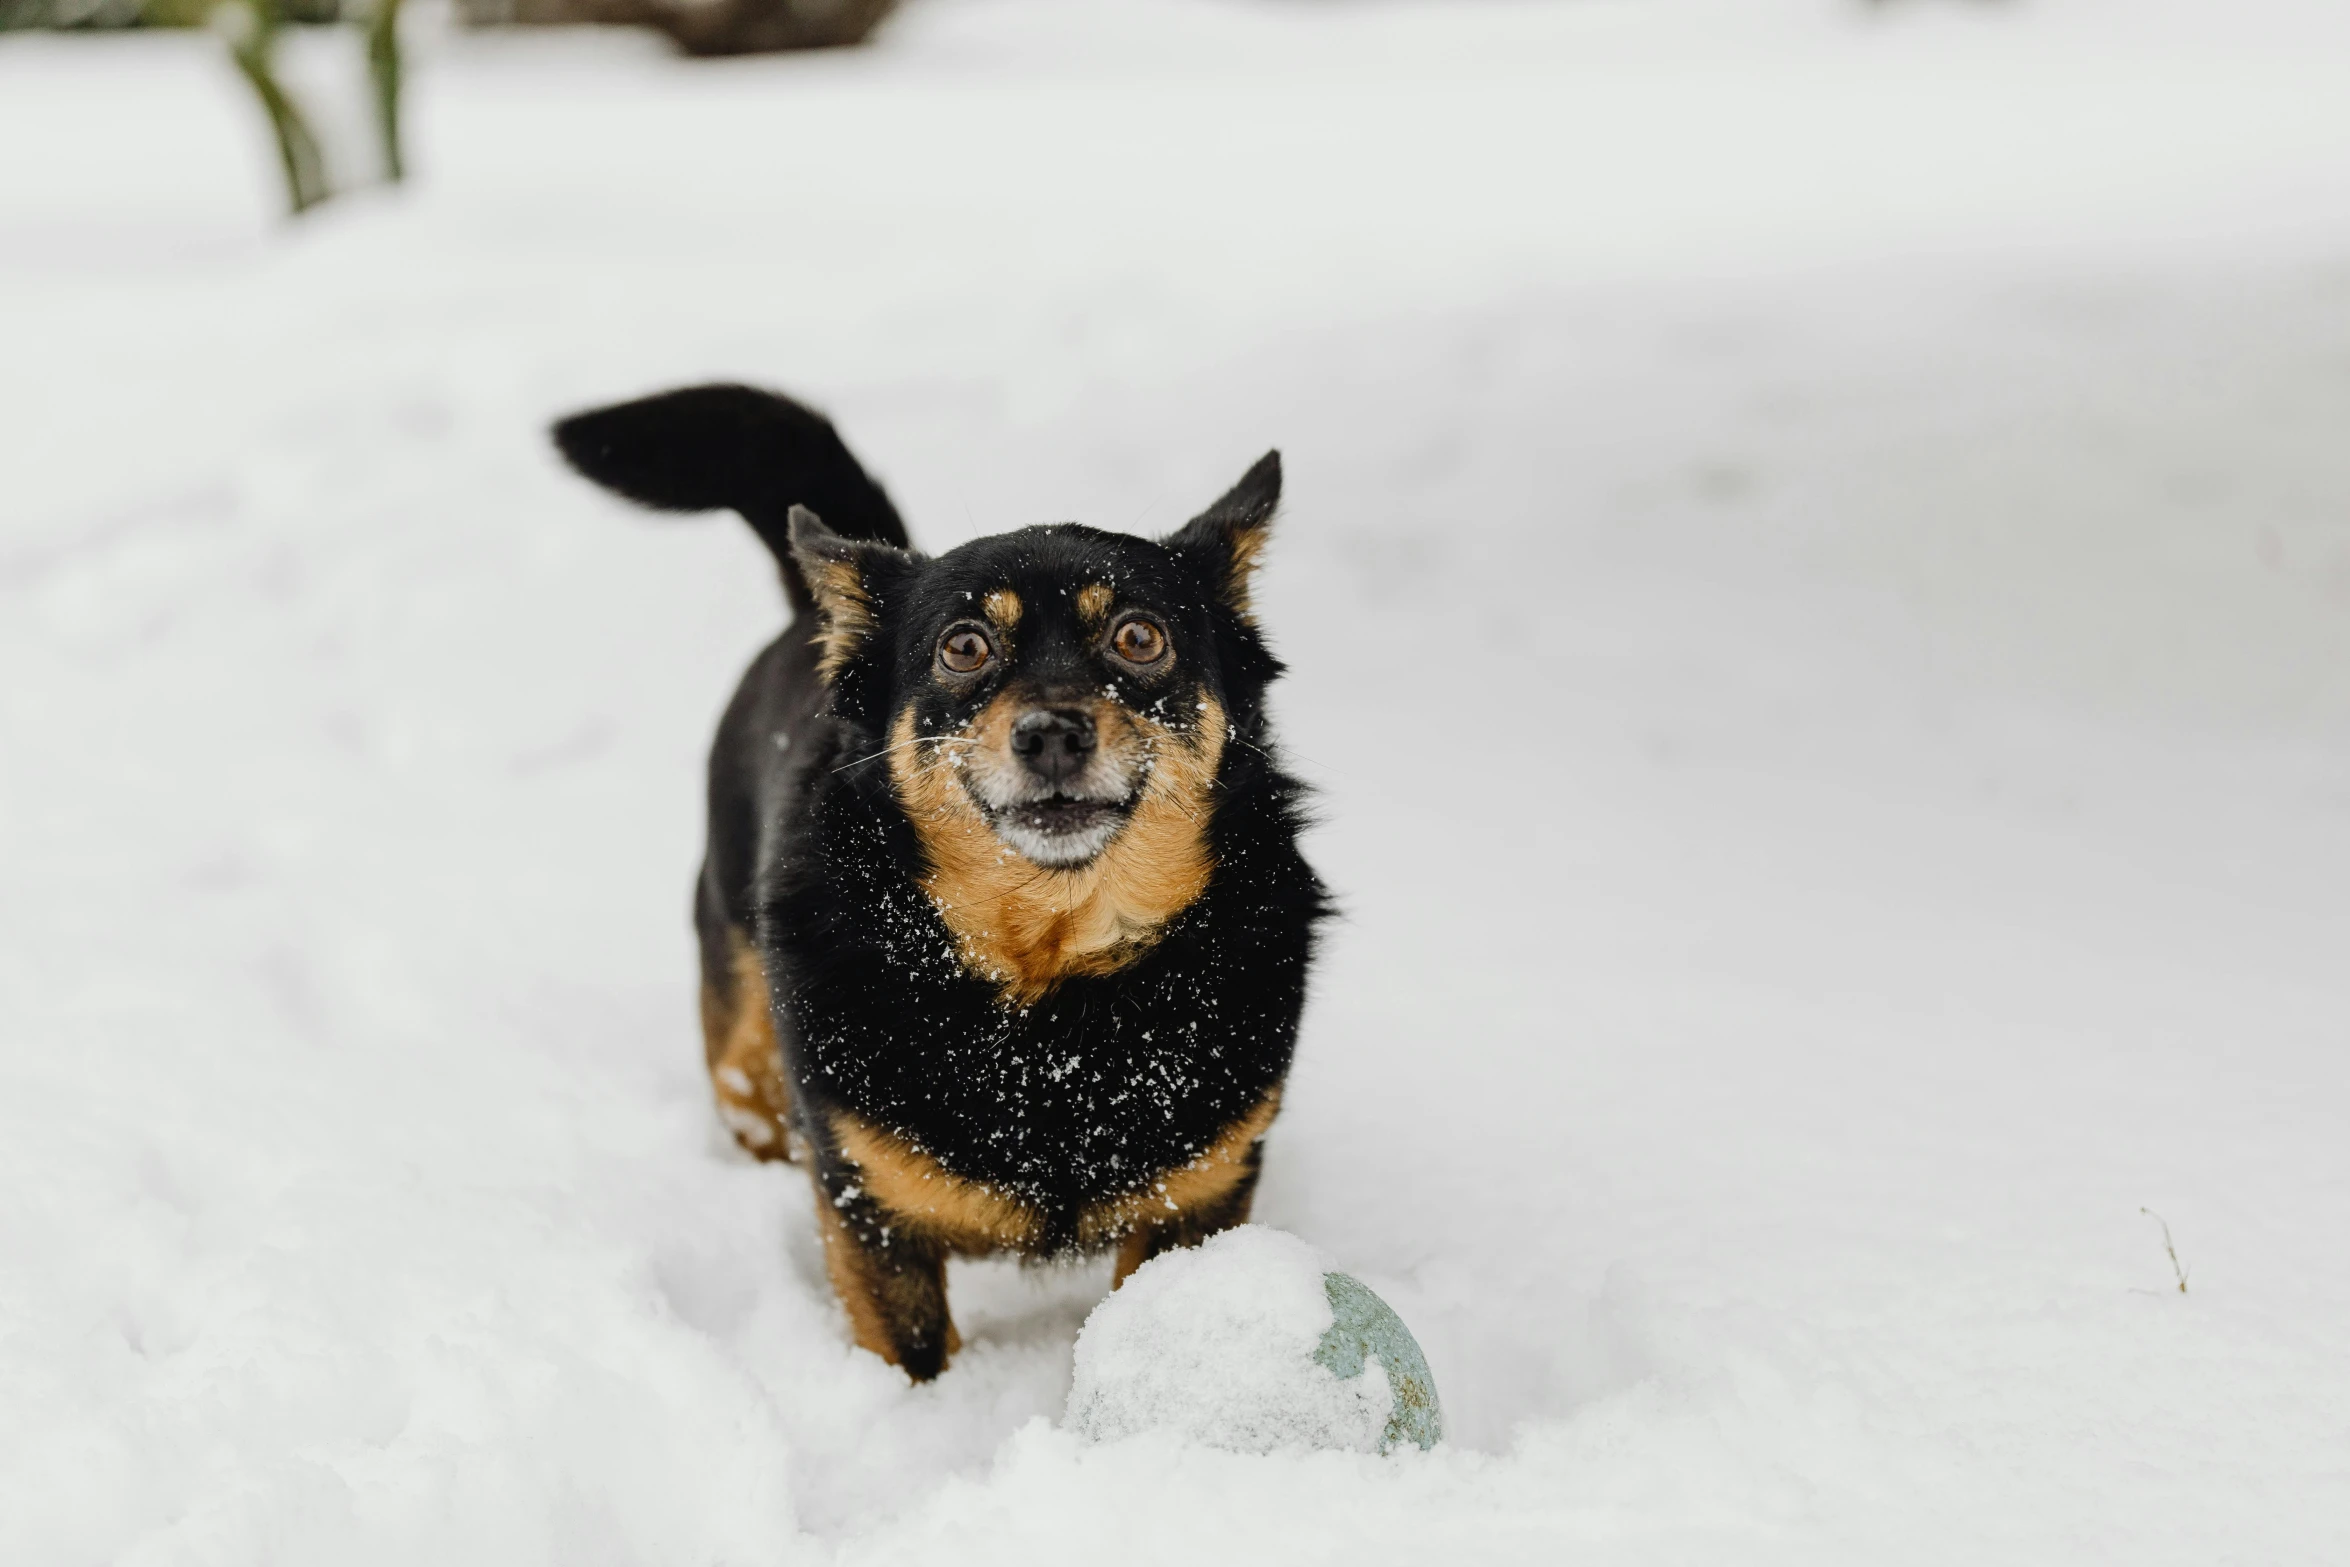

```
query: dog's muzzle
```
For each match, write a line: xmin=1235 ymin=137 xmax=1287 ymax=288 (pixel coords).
xmin=975 ymin=705 xmax=1139 ymax=867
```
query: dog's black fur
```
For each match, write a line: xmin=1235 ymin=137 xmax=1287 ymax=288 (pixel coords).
xmin=554 ymin=385 xmax=1327 ymax=1379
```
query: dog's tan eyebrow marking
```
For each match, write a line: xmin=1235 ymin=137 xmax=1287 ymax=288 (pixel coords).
xmin=1076 ymin=583 xmax=1114 ymax=624
xmin=983 ymin=589 xmax=1022 ymax=628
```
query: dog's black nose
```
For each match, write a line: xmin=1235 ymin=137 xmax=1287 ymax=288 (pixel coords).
xmin=1009 ymin=708 xmax=1096 ymax=785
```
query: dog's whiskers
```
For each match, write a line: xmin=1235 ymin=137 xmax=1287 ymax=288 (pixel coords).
xmin=831 ymin=733 xmax=975 ymax=774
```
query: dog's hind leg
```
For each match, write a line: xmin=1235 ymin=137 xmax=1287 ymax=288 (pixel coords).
xmin=1104 ymin=1095 xmax=1278 ymax=1286
xmin=1111 ymin=1151 xmax=1263 ymax=1288
xmin=809 ymin=1173 xmax=958 ymax=1380
xmin=696 ymin=884 xmax=796 ymax=1160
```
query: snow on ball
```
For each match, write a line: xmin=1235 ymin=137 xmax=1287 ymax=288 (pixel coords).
xmin=1065 ymin=1226 xmax=1443 ymax=1455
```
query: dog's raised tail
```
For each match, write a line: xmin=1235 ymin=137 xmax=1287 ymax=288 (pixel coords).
xmin=551 ymin=383 xmax=910 ymax=618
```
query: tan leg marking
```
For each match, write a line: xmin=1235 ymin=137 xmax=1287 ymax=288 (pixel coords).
xmin=1111 ymin=1228 xmax=1154 ymax=1287
xmin=812 ymin=1186 xmax=902 ymax=1363
xmin=830 ymin=1109 xmax=1040 ymax=1252
xmin=811 ymin=1171 xmax=960 ymax=1375
xmin=701 ymin=930 xmax=796 ymax=1161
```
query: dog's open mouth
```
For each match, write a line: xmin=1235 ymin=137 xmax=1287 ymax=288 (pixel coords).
xmin=1007 ymin=797 xmax=1122 ymax=835
xmin=983 ymin=792 xmax=1136 ymax=867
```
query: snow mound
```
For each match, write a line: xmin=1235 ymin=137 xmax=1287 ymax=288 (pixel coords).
xmin=1065 ymin=1227 xmax=1440 ymax=1455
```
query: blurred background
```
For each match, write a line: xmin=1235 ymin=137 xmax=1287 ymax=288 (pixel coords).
xmin=5 ymin=2 xmax=2349 ymax=1562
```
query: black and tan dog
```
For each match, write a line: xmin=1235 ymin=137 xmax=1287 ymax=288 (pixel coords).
xmin=553 ymin=385 xmax=1328 ymax=1380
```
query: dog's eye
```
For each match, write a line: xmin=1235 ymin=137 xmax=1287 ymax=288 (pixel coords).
xmin=1109 ymin=616 xmax=1168 ymax=666
xmin=937 ymin=626 xmax=994 ymax=675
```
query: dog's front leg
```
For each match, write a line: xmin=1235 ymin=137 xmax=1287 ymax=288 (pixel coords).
xmin=808 ymin=1164 xmax=957 ymax=1380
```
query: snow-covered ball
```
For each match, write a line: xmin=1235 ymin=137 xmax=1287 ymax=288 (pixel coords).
xmin=1065 ymin=1226 xmax=1443 ymax=1455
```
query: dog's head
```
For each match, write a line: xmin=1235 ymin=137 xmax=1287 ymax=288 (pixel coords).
xmin=794 ymin=454 xmax=1284 ymax=874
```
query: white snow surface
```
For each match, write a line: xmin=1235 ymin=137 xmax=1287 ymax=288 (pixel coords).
xmin=6 ymin=0 xmax=2350 ymax=1561
xmin=1066 ymin=1227 xmax=1391 ymax=1455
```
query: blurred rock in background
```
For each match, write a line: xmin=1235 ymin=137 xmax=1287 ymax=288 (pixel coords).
xmin=0 ymin=0 xmax=337 ymax=25
xmin=2 ymin=0 xmax=895 ymax=53
xmin=454 ymin=0 xmax=896 ymax=55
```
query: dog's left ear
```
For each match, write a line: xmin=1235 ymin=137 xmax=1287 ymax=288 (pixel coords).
xmin=788 ymin=505 xmax=918 ymax=712
xmin=1167 ymin=450 xmax=1281 ymax=621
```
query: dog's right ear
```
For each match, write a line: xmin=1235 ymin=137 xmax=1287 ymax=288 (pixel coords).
xmin=788 ymin=506 xmax=917 ymax=715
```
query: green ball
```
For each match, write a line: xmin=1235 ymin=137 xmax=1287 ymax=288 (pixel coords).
xmin=1313 ymin=1272 xmax=1444 ymax=1453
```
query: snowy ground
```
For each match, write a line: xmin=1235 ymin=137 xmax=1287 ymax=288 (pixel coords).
xmin=6 ymin=0 xmax=2350 ymax=1560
